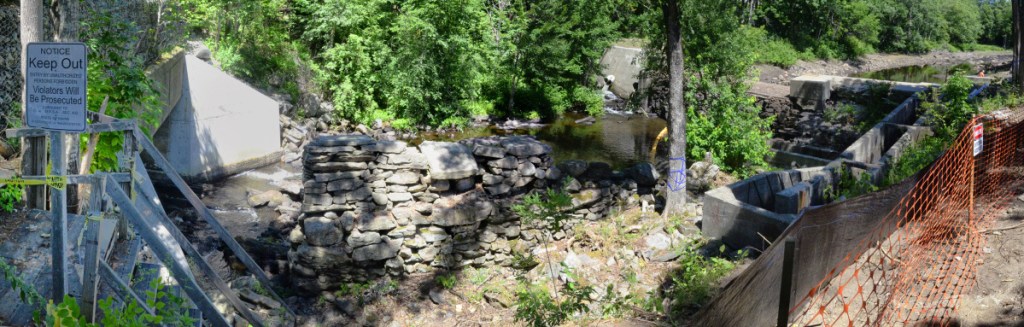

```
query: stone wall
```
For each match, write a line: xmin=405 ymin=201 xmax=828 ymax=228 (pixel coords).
xmin=288 ymin=135 xmax=653 ymax=292
xmin=1 ymin=6 xmax=19 ymax=125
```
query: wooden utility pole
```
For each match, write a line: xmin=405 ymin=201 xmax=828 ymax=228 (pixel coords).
xmin=20 ymin=0 xmax=46 ymax=210
xmin=1014 ymin=0 xmax=1024 ymax=90
xmin=662 ymin=0 xmax=687 ymax=218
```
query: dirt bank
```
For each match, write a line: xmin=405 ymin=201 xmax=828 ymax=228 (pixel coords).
xmin=757 ymin=50 xmax=1013 ymax=85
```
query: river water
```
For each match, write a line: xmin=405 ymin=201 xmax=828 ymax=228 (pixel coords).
xmin=853 ymin=63 xmax=981 ymax=84
xmin=413 ymin=111 xmax=667 ymax=169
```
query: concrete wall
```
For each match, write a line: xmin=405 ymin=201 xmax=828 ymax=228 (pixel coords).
xmin=152 ymin=55 xmax=281 ymax=183
xmin=702 ymin=167 xmax=837 ymax=249
xmin=705 ymin=78 xmax=938 ymax=250
xmin=145 ymin=50 xmax=186 ymax=129
xmin=599 ymin=46 xmax=643 ymax=99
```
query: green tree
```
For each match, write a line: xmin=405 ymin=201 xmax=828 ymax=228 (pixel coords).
xmin=979 ymin=0 xmax=1013 ymax=48
xmin=639 ymin=0 xmax=774 ymax=175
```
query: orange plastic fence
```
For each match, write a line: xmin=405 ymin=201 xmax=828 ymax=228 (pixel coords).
xmin=788 ymin=109 xmax=1024 ymax=326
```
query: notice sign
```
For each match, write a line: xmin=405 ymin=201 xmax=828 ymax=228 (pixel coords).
xmin=973 ymin=123 xmax=984 ymax=156
xmin=25 ymin=42 xmax=87 ymax=132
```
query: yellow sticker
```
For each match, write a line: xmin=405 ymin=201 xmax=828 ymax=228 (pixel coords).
xmin=0 ymin=174 xmax=68 ymax=190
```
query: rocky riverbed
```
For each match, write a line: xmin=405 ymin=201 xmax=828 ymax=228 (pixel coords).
xmin=757 ymin=50 xmax=1013 ymax=85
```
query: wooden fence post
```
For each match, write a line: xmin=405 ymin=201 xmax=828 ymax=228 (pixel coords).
xmin=778 ymin=238 xmax=796 ymax=327
xmin=49 ymin=131 xmax=67 ymax=301
xmin=80 ymin=175 xmax=104 ymax=322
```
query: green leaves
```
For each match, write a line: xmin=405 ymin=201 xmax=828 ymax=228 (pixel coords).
xmin=684 ymin=73 xmax=772 ymax=176
xmin=0 ymin=182 xmax=23 ymax=213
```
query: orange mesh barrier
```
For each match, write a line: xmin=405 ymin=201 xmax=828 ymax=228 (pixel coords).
xmin=788 ymin=108 xmax=1024 ymax=326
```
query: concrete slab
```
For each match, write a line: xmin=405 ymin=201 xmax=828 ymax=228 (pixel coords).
xmin=418 ymin=141 xmax=480 ymax=180
xmin=152 ymin=55 xmax=282 ymax=183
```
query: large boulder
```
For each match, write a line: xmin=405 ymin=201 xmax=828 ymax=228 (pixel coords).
xmin=627 ymin=163 xmax=660 ymax=187
xmin=419 ymin=141 xmax=480 ymax=180
xmin=356 ymin=211 xmax=397 ymax=231
xmin=687 ymin=161 xmax=721 ymax=192
xmin=303 ymin=216 xmax=342 ymax=246
xmin=352 ymin=237 xmax=402 ymax=261
xmin=431 ymin=191 xmax=494 ymax=226
xmin=558 ymin=160 xmax=589 ymax=178
xmin=500 ymin=136 xmax=552 ymax=157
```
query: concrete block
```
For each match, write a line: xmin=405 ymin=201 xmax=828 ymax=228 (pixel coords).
xmin=790 ymin=75 xmax=831 ymax=109
xmin=774 ymin=182 xmax=812 ymax=215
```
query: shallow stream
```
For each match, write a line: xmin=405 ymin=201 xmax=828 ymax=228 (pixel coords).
xmin=413 ymin=111 xmax=667 ymax=169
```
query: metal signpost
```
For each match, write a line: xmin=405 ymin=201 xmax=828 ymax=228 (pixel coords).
xmin=24 ymin=42 xmax=87 ymax=300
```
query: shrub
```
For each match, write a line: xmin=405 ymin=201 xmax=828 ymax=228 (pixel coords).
xmin=736 ymin=26 xmax=813 ymax=67
xmin=514 ymin=267 xmax=593 ymax=327
xmin=685 ymin=74 xmax=773 ymax=176
xmin=884 ymin=136 xmax=945 ymax=186
xmin=922 ymin=74 xmax=976 ymax=140
xmin=435 ymin=273 xmax=457 ymax=290
xmin=80 ymin=6 xmax=164 ymax=173
xmin=648 ymin=242 xmax=737 ymax=317
xmin=0 ymin=183 xmax=23 ymax=213
xmin=572 ymin=87 xmax=605 ymax=118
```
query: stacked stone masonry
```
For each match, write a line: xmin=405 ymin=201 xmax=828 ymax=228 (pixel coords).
xmin=289 ymin=135 xmax=654 ymax=292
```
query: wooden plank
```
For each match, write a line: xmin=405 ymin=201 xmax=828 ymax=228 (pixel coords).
xmin=132 ymin=178 xmax=267 ymax=327
xmin=134 ymin=128 xmax=297 ymax=320
xmin=133 ymin=153 xmax=164 ymax=213
xmin=49 ymin=131 xmax=68 ymax=302
xmin=5 ymin=120 xmax=137 ymax=138
xmin=130 ymin=262 xmax=160 ymax=301
xmin=80 ymin=176 xmax=105 ymax=322
xmin=104 ymin=176 xmax=232 ymax=327
xmin=98 ymin=261 xmax=159 ymax=319
xmin=113 ymin=234 xmax=143 ymax=281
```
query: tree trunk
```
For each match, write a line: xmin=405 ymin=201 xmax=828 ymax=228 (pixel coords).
xmin=1014 ymin=0 xmax=1024 ymax=90
xmin=662 ymin=0 xmax=687 ymax=218
xmin=22 ymin=0 xmax=47 ymax=210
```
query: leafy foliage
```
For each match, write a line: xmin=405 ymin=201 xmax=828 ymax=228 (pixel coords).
xmin=758 ymin=0 xmax=881 ymax=58
xmin=643 ymin=241 xmax=738 ymax=317
xmin=80 ymin=6 xmax=164 ymax=173
xmin=0 ymin=258 xmax=46 ymax=322
xmin=684 ymin=74 xmax=773 ymax=176
xmin=510 ymin=184 xmax=596 ymax=326
xmin=0 ymin=182 xmax=23 ymax=213
xmin=638 ymin=0 xmax=774 ymax=176
xmin=754 ymin=0 xmax=1005 ymax=59
xmin=884 ymin=136 xmax=945 ymax=186
xmin=435 ymin=273 xmax=457 ymax=290
xmin=922 ymin=74 xmax=976 ymax=140
xmin=514 ymin=267 xmax=593 ymax=327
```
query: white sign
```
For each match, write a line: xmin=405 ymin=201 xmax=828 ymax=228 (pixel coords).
xmin=973 ymin=123 xmax=983 ymax=157
xmin=25 ymin=42 xmax=87 ymax=132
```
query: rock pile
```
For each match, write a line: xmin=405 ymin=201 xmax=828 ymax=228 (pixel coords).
xmin=458 ymin=136 xmax=561 ymax=196
xmin=289 ymin=134 xmax=654 ymax=292
xmin=279 ymin=115 xmax=313 ymax=166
